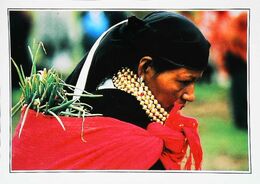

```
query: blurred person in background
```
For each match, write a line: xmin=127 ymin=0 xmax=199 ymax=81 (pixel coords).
xmin=198 ymin=11 xmax=248 ymax=130
xmin=25 ymin=11 xmax=127 ymax=78
xmin=224 ymin=12 xmax=247 ymax=130
xmin=30 ymin=11 xmax=83 ymax=76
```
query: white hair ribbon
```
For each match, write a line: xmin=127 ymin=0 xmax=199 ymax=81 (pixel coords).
xmin=73 ymin=19 xmax=128 ymax=100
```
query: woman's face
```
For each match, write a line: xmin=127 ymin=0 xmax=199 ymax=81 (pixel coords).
xmin=143 ymin=66 xmax=203 ymax=112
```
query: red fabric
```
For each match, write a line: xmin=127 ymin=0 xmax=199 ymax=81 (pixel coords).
xmin=12 ymin=106 xmax=203 ymax=170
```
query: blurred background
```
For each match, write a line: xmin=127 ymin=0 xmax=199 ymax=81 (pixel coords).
xmin=10 ymin=10 xmax=249 ymax=171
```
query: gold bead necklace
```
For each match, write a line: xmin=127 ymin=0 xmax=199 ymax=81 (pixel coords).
xmin=112 ymin=67 xmax=169 ymax=124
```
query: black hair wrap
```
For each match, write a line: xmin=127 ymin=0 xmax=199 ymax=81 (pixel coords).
xmin=85 ymin=11 xmax=211 ymax=91
xmin=124 ymin=11 xmax=211 ymax=70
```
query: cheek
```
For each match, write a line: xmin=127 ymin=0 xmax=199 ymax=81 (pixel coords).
xmin=150 ymin=79 xmax=180 ymax=108
xmin=158 ymin=87 xmax=179 ymax=104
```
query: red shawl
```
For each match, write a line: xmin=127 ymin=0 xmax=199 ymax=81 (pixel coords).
xmin=12 ymin=106 xmax=203 ymax=170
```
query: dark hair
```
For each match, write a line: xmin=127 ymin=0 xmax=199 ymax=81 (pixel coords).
xmin=84 ymin=11 xmax=210 ymax=92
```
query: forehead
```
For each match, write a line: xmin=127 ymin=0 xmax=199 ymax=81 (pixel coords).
xmin=162 ymin=68 xmax=203 ymax=79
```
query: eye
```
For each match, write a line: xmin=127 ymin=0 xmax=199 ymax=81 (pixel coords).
xmin=178 ymin=80 xmax=193 ymax=87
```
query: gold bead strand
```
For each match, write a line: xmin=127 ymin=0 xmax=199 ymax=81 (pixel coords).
xmin=112 ymin=67 xmax=169 ymax=124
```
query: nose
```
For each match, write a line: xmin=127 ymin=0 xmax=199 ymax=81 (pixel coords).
xmin=182 ymin=83 xmax=195 ymax=102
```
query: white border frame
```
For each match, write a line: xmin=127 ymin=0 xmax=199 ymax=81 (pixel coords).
xmin=1 ymin=1 xmax=260 ymax=184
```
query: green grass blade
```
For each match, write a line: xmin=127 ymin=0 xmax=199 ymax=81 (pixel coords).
xmin=60 ymin=83 xmax=94 ymax=95
xmin=47 ymin=110 xmax=66 ymax=131
xmin=81 ymin=111 xmax=87 ymax=142
xmin=18 ymin=93 xmax=37 ymax=138
xmin=28 ymin=45 xmax=34 ymax=63
xmin=65 ymin=93 xmax=103 ymax=98
xmin=48 ymin=99 xmax=76 ymax=113
xmin=19 ymin=65 xmax=26 ymax=83
xmin=47 ymin=85 xmax=57 ymax=108
xmin=11 ymin=99 xmax=24 ymax=117
xmin=74 ymin=102 xmax=93 ymax=110
xmin=11 ymin=58 xmax=25 ymax=87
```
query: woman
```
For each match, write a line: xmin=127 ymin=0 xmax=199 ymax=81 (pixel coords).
xmin=12 ymin=11 xmax=210 ymax=170
xmin=66 ymin=11 xmax=210 ymax=170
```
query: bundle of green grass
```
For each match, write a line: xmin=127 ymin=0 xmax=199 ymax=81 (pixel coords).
xmin=12 ymin=41 xmax=101 ymax=139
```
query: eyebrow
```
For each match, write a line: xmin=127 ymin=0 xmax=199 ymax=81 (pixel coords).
xmin=178 ymin=73 xmax=202 ymax=81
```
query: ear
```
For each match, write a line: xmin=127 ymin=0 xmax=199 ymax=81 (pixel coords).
xmin=137 ymin=56 xmax=153 ymax=77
